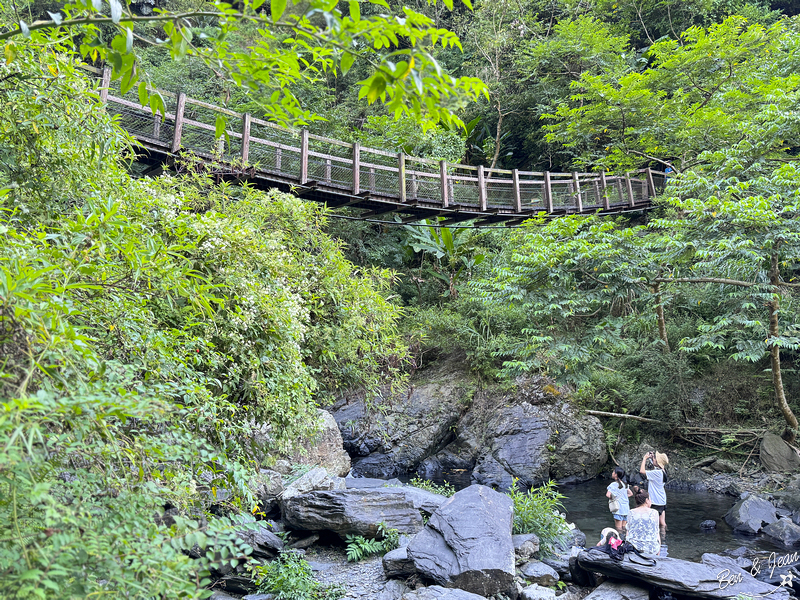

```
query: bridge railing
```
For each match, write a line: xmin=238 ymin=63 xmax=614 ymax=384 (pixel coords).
xmin=96 ymin=66 xmax=664 ymax=217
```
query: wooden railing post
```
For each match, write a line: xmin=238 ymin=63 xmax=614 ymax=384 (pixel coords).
xmin=600 ymin=171 xmax=610 ymax=210
xmin=544 ymin=171 xmax=554 ymax=212
xmin=645 ymin=167 xmax=657 ymax=198
xmin=100 ymin=66 xmax=112 ymax=102
xmin=411 ymin=173 xmax=418 ymax=200
xmin=352 ymin=142 xmax=361 ymax=194
xmin=240 ymin=113 xmax=252 ymax=163
xmin=625 ymin=173 xmax=636 ymax=207
xmin=572 ymin=172 xmax=583 ymax=212
xmin=478 ymin=165 xmax=487 ymax=211
xmin=369 ymin=167 xmax=376 ymax=192
xmin=153 ymin=114 xmax=162 ymax=139
xmin=439 ymin=160 xmax=449 ymax=208
xmin=512 ymin=169 xmax=522 ymax=213
xmin=399 ymin=152 xmax=406 ymax=202
xmin=325 ymin=158 xmax=332 ymax=184
xmin=171 ymin=92 xmax=186 ymax=153
xmin=615 ymin=177 xmax=625 ymax=206
xmin=592 ymin=179 xmax=601 ymax=209
xmin=300 ymin=129 xmax=309 ymax=184
xmin=276 ymin=148 xmax=282 ymax=171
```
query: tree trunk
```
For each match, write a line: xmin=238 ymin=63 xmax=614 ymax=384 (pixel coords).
xmin=769 ymin=252 xmax=798 ymax=442
xmin=490 ymin=103 xmax=503 ymax=170
xmin=653 ymin=282 xmax=670 ymax=353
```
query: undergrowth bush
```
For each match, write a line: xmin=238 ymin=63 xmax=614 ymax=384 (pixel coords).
xmin=409 ymin=477 xmax=456 ymax=497
xmin=251 ymin=553 xmax=345 ymax=600
xmin=345 ymin=522 xmax=400 ymax=561
xmin=507 ymin=481 xmax=570 ymax=557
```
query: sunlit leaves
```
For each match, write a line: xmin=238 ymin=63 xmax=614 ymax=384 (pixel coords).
xmin=546 ymin=16 xmax=800 ymax=173
xmin=271 ymin=0 xmax=287 ymax=23
xmin=1 ymin=0 xmax=484 ymax=129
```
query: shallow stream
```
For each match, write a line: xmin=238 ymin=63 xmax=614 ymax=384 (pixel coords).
xmin=561 ymin=478 xmax=777 ymax=561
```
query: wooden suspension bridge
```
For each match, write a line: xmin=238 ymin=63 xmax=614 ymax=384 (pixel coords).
xmin=97 ymin=67 xmax=666 ymax=226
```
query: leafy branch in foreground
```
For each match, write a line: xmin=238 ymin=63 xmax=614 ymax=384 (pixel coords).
xmin=2 ymin=0 xmax=487 ymax=128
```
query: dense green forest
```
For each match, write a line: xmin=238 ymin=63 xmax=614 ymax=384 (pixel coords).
xmin=3 ymin=0 xmax=800 ymax=596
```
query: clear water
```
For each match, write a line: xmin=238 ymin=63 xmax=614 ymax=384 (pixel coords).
xmin=561 ymin=478 xmax=779 ymax=561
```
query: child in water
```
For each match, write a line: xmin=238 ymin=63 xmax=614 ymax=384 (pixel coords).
xmin=606 ymin=466 xmax=633 ymax=533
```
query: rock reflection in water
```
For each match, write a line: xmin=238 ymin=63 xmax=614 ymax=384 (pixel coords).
xmin=561 ymin=479 xmax=777 ymax=561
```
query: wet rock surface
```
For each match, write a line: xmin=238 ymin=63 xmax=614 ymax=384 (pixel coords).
xmin=763 ymin=518 xmax=800 ymax=546
xmin=724 ymin=494 xmax=778 ymax=534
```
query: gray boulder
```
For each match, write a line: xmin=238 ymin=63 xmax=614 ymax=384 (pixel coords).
xmin=761 ymin=432 xmax=800 ymax=472
xmin=379 ymin=580 xmax=412 ymax=600
xmin=401 ymin=586 xmax=487 ymax=599
xmin=700 ymin=520 xmax=716 ymax=530
xmin=549 ymin=411 xmax=608 ymax=484
xmin=280 ymin=466 xmax=344 ymax=504
xmin=763 ymin=518 xmax=800 ymax=546
xmin=288 ymin=409 xmax=351 ymax=476
xmin=283 ymin=488 xmax=425 ymax=537
xmin=370 ymin=485 xmax=448 ymax=516
xmin=725 ymin=495 xmax=778 ymax=534
xmin=702 ymin=553 xmax=754 ymax=572
xmin=584 ymin=581 xmax=649 ymax=600
xmin=519 ymin=560 xmax=558 ymax=586
xmin=235 ymin=518 xmax=283 ymax=560
xmin=513 ymin=534 xmax=540 ymax=562
xmin=209 ymin=593 xmax=239 ymax=600
xmin=576 ymin=548 xmax=790 ymax=599
xmin=407 ymin=485 xmax=516 ymax=598
xmin=345 ymin=476 xmax=404 ymax=489
xmin=252 ymin=469 xmax=284 ymax=512
xmin=710 ymin=459 xmax=738 ymax=473
xmin=383 ymin=546 xmax=416 ymax=578
xmin=520 ymin=584 xmax=556 ymax=600
xmin=332 ymin=358 xmax=468 ymax=476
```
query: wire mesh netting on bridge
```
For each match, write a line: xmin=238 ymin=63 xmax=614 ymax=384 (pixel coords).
xmin=97 ymin=67 xmax=667 ymax=222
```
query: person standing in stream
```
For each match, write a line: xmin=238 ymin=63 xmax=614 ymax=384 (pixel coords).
xmin=640 ymin=451 xmax=669 ymax=534
xmin=605 ymin=466 xmax=633 ymax=533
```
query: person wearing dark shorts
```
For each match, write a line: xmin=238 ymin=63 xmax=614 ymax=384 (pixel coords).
xmin=640 ymin=451 xmax=669 ymax=534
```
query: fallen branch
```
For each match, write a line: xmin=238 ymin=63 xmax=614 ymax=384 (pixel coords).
xmin=585 ymin=410 xmax=658 ymax=423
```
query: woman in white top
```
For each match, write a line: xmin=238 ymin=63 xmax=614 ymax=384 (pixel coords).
xmin=626 ymin=487 xmax=661 ymax=556
xmin=605 ymin=467 xmax=633 ymax=533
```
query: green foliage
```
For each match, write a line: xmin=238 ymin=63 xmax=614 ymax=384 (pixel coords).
xmin=345 ymin=522 xmax=400 ymax=562
xmin=409 ymin=477 xmax=456 ymax=497
xmin=0 ymin=388 xmax=259 ymax=599
xmin=252 ymin=553 xmax=345 ymax=600
xmin=0 ymin=46 xmax=410 ymax=597
xmin=546 ymin=16 xmax=800 ymax=173
xmin=2 ymin=0 xmax=487 ymax=129
xmin=507 ymin=480 xmax=570 ymax=557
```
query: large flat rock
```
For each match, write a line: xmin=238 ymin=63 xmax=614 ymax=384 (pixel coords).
xmin=282 ymin=488 xmax=425 ymax=536
xmin=576 ymin=548 xmax=790 ymax=599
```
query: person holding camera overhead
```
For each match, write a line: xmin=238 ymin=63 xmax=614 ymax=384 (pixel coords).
xmin=640 ymin=450 xmax=669 ymax=534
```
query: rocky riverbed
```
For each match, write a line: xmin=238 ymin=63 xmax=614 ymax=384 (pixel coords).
xmin=204 ymin=355 xmax=800 ymax=599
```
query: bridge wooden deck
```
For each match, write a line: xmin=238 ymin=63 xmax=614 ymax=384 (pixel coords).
xmin=98 ymin=67 xmax=664 ymax=225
